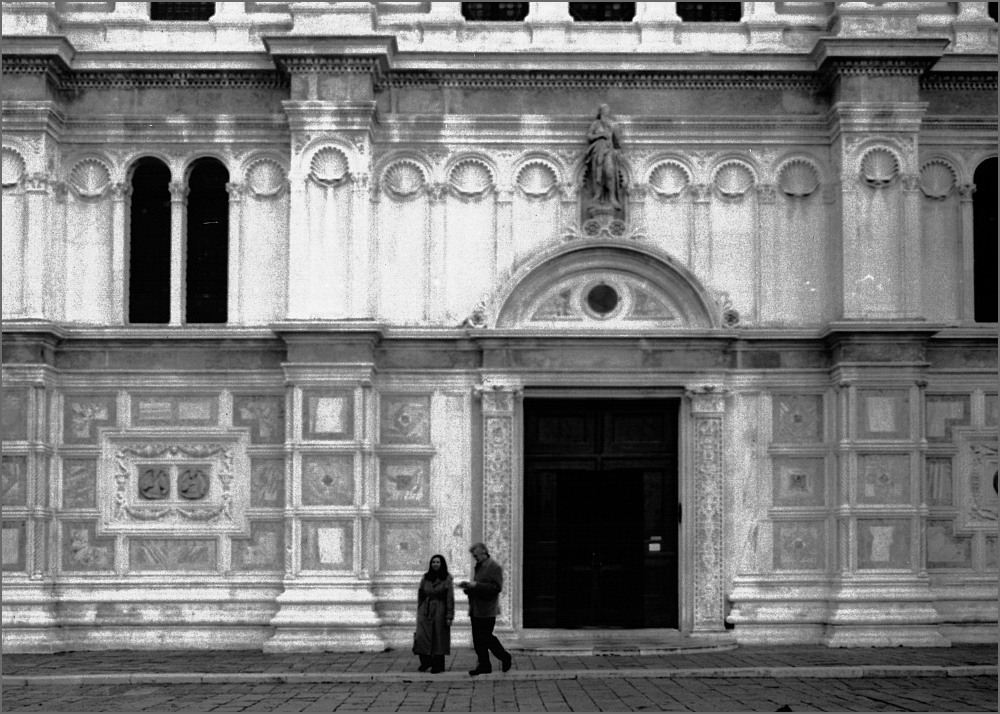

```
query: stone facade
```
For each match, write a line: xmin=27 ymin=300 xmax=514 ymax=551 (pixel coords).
xmin=2 ymin=2 xmax=997 ymax=651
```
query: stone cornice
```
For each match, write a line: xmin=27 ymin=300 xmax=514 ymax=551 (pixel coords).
xmin=68 ymin=70 xmax=288 ymax=90
xmin=921 ymin=72 xmax=998 ymax=92
xmin=811 ymin=37 xmax=950 ymax=82
xmin=0 ymin=36 xmax=74 ymax=73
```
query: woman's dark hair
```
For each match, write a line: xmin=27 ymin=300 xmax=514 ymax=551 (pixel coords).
xmin=424 ymin=553 xmax=449 ymax=581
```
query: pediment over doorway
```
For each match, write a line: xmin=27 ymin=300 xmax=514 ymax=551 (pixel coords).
xmin=493 ymin=244 xmax=718 ymax=330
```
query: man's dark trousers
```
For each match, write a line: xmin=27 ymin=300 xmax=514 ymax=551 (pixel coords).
xmin=471 ymin=616 xmax=508 ymax=670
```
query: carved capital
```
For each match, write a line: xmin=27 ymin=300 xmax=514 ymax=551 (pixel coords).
xmin=686 ymin=385 xmax=728 ymax=415
xmin=109 ymin=181 xmax=132 ymax=201
xmin=23 ymin=172 xmax=50 ymax=193
xmin=690 ymin=183 xmax=712 ymax=203
xmin=900 ymin=173 xmax=920 ymax=192
xmin=225 ymin=181 xmax=245 ymax=201
xmin=756 ymin=183 xmax=778 ymax=204
xmin=558 ymin=181 xmax=579 ymax=202
xmin=958 ymin=182 xmax=976 ymax=202
xmin=427 ymin=182 xmax=448 ymax=203
xmin=168 ymin=181 xmax=189 ymax=202
xmin=474 ymin=379 xmax=523 ymax=412
xmin=822 ymin=180 xmax=841 ymax=204
xmin=52 ymin=180 xmax=70 ymax=203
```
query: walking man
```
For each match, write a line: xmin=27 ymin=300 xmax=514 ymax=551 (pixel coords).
xmin=458 ymin=542 xmax=513 ymax=676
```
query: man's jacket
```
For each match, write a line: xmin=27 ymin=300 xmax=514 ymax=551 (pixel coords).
xmin=465 ymin=556 xmax=503 ymax=618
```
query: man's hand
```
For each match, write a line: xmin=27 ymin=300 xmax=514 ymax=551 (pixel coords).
xmin=458 ymin=580 xmax=472 ymax=589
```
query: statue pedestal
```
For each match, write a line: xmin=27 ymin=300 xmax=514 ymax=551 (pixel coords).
xmin=583 ymin=201 xmax=625 ymax=224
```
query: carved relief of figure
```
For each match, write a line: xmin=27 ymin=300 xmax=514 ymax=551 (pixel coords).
xmin=584 ymin=104 xmax=624 ymax=211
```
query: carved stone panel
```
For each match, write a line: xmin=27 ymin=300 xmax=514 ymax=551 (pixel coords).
xmin=857 ymin=519 xmax=911 ymax=569
xmin=955 ymin=431 xmax=998 ymax=530
xmin=692 ymin=415 xmax=724 ymax=630
xmin=985 ymin=394 xmax=998 ymax=428
xmin=2 ymin=519 xmax=27 ymax=572
xmin=772 ymin=394 xmax=823 ymax=444
xmin=772 ymin=458 xmax=825 ymax=507
xmin=129 ymin=538 xmax=217 ymax=572
xmin=773 ymin=521 xmax=826 ymax=571
xmin=380 ymin=395 xmax=431 ymax=445
xmin=62 ymin=459 xmax=97 ymax=509
xmin=925 ymin=395 xmax=971 ymax=442
xmin=250 ymin=459 xmax=285 ymax=508
xmin=301 ymin=520 xmax=353 ymax=571
xmin=131 ymin=394 xmax=218 ymax=427
xmin=233 ymin=521 xmax=284 ymax=571
xmin=2 ymin=388 xmax=29 ymax=441
xmin=61 ymin=520 xmax=114 ymax=572
xmin=925 ymin=457 xmax=953 ymax=507
xmin=858 ymin=454 xmax=911 ymax=505
xmin=926 ymin=520 xmax=973 ymax=569
xmin=379 ymin=457 xmax=430 ymax=508
xmin=301 ymin=455 xmax=354 ymax=506
xmin=2 ymin=456 xmax=27 ymax=507
xmin=379 ymin=521 xmax=430 ymax=571
xmin=858 ymin=390 xmax=910 ymax=440
xmin=302 ymin=391 xmax=353 ymax=441
xmin=64 ymin=395 xmax=117 ymax=445
xmin=233 ymin=395 xmax=286 ymax=444
xmin=987 ymin=537 xmax=997 ymax=570
xmin=483 ymin=414 xmax=514 ymax=625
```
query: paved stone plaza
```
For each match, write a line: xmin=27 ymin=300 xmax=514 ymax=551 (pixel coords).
xmin=2 ymin=645 xmax=997 ymax=712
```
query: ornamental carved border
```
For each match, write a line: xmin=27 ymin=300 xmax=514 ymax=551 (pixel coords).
xmin=954 ymin=429 xmax=999 ymax=531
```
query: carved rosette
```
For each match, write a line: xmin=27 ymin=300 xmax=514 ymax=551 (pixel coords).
xmin=477 ymin=381 xmax=520 ymax=628
xmin=687 ymin=385 xmax=727 ymax=632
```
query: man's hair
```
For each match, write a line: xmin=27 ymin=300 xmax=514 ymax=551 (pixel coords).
xmin=469 ymin=541 xmax=489 ymax=556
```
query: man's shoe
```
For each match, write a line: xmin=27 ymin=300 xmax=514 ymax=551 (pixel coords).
xmin=468 ymin=667 xmax=492 ymax=676
xmin=501 ymin=655 xmax=513 ymax=673
xmin=431 ymin=667 xmax=444 ymax=674
xmin=418 ymin=664 xmax=431 ymax=672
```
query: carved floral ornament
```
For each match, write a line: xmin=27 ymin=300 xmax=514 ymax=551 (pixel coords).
xmin=2 ymin=146 xmax=26 ymax=188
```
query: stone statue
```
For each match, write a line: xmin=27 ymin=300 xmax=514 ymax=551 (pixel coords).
xmin=584 ymin=104 xmax=624 ymax=214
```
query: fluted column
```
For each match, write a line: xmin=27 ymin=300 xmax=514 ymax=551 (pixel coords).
xmin=168 ymin=181 xmax=188 ymax=326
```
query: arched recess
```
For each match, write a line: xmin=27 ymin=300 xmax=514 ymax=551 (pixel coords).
xmin=128 ymin=157 xmax=171 ymax=324
xmin=972 ymin=157 xmax=997 ymax=323
xmin=494 ymin=242 xmax=718 ymax=329
xmin=186 ymin=157 xmax=230 ymax=324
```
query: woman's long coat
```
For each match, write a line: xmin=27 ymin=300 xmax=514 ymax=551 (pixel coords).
xmin=413 ymin=574 xmax=454 ymax=656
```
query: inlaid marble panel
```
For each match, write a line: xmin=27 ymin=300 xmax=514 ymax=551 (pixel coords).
xmin=985 ymin=394 xmax=998 ymax=427
xmin=858 ymin=454 xmax=911 ymax=505
xmin=61 ymin=520 xmax=114 ymax=572
xmin=301 ymin=455 xmax=354 ymax=506
xmin=925 ymin=395 xmax=971 ymax=442
xmin=233 ymin=521 xmax=284 ymax=571
xmin=772 ymin=457 xmax=825 ymax=507
xmin=1 ymin=519 xmax=26 ymax=571
xmin=772 ymin=394 xmax=823 ymax=444
xmin=773 ymin=521 xmax=826 ymax=571
xmin=987 ymin=537 xmax=997 ymax=569
xmin=250 ymin=459 xmax=285 ymax=508
xmin=925 ymin=457 xmax=953 ymax=507
xmin=37 ymin=456 xmax=49 ymax=508
xmin=2 ymin=388 xmax=29 ymax=441
xmin=302 ymin=391 xmax=353 ymax=441
xmin=129 ymin=538 xmax=217 ymax=571
xmin=379 ymin=457 xmax=430 ymax=507
xmin=301 ymin=520 xmax=353 ymax=570
xmin=380 ymin=395 xmax=431 ymax=445
xmin=2 ymin=455 xmax=27 ymax=507
xmin=858 ymin=390 xmax=910 ymax=440
xmin=131 ymin=394 xmax=218 ymax=427
xmin=233 ymin=395 xmax=286 ymax=444
xmin=857 ymin=519 xmax=911 ymax=569
xmin=379 ymin=521 xmax=430 ymax=571
xmin=63 ymin=395 xmax=117 ymax=445
xmin=926 ymin=520 xmax=973 ymax=569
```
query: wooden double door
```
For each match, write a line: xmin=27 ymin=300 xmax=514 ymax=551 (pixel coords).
xmin=523 ymin=398 xmax=680 ymax=629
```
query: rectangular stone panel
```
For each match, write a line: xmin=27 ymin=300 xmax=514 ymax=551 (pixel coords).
xmin=61 ymin=520 xmax=115 ymax=572
xmin=131 ymin=394 xmax=218 ymax=427
xmin=302 ymin=391 xmax=353 ymax=441
xmin=857 ymin=519 xmax=911 ymax=569
xmin=129 ymin=538 xmax=217 ymax=571
xmin=233 ymin=521 xmax=284 ymax=571
xmin=925 ymin=395 xmax=971 ymax=442
xmin=986 ymin=394 xmax=998 ymax=428
xmin=2 ymin=388 xmax=29 ymax=441
xmin=380 ymin=395 xmax=431 ymax=445
xmin=233 ymin=395 xmax=286 ymax=444
xmin=772 ymin=394 xmax=823 ymax=444
xmin=926 ymin=520 xmax=973 ymax=569
xmin=37 ymin=456 xmax=49 ymax=507
xmin=1 ymin=519 xmax=26 ymax=571
xmin=250 ymin=458 xmax=285 ymax=508
xmin=379 ymin=521 xmax=431 ymax=572
xmin=63 ymin=395 xmax=117 ymax=445
xmin=301 ymin=455 xmax=354 ymax=506
xmin=2 ymin=455 xmax=28 ymax=507
xmin=301 ymin=520 xmax=353 ymax=571
xmin=379 ymin=457 xmax=430 ymax=508
xmin=925 ymin=457 xmax=953 ymax=507
xmin=772 ymin=457 xmax=825 ymax=507
xmin=773 ymin=521 xmax=826 ymax=571
xmin=987 ymin=537 xmax=997 ymax=570
xmin=858 ymin=454 xmax=911 ymax=505
xmin=858 ymin=390 xmax=910 ymax=440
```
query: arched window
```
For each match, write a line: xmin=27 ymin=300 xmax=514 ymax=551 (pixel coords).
xmin=128 ymin=158 xmax=171 ymax=324
xmin=462 ymin=3 xmax=529 ymax=21
xmin=569 ymin=3 xmax=636 ymax=22
xmin=973 ymin=158 xmax=997 ymax=323
xmin=185 ymin=158 xmax=229 ymax=324
xmin=676 ymin=2 xmax=743 ymax=22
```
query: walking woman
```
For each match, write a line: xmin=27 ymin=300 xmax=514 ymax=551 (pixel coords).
xmin=413 ymin=554 xmax=454 ymax=673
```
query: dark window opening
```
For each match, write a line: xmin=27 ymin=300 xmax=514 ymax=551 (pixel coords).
xmin=973 ymin=158 xmax=998 ymax=323
xmin=150 ymin=3 xmax=215 ymax=21
xmin=128 ymin=158 xmax=171 ymax=325
xmin=461 ymin=2 xmax=529 ymax=21
xmin=186 ymin=159 xmax=229 ymax=324
xmin=990 ymin=3 xmax=998 ymax=22
xmin=569 ymin=3 xmax=636 ymax=22
xmin=676 ymin=2 xmax=742 ymax=22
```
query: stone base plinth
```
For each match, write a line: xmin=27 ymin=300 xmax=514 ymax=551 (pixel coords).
xmin=263 ymin=584 xmax=385 ymax=652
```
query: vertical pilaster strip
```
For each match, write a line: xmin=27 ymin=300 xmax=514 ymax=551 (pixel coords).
xmin=755 ymin=184 xmax=778 ymax=323
xmin=168 ymin=181 xmax=188 ymax=325
xmin=428 ymin=184 xmax=447 ymax=321
xmin=900 ymin=173 xmax=922 ymax=317
xmin=52 ymin=181 xmax=70 ymax=322
xmin=478 ymin=383 xmax=519 ymax=629
xmin=687 ymin=385 xmax=727 ymax=632
xmin=957 ymin=183 xmax=976 ymax=321
xmin=496 ymin=188 xmax=514 ymax=280
xmin=109 ymin=182 xmax=129 ymax=324
xmin=23 ymin=173 xmax=50 ymax=318
xmin=351 ymin=171 xmax=372 ymax=318
xmin=691 ymin=184 xmax=712 ymax=280
xmin=226 ymin=181 xmax=244 ymax=325
xmin=287 ymin=171 xmax=310 ymax=319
